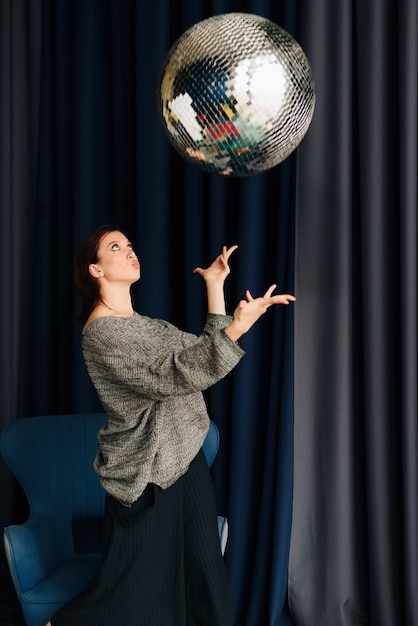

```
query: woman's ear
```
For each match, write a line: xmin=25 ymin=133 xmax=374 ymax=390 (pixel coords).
xmin=89 ymin=264 xmax=103 ymax=278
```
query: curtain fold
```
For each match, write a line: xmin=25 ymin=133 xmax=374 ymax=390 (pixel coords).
xmin=291 ymin=0 xmax=417 ymax=624
xmin=0 ymin=0 xmax=42 ymax=535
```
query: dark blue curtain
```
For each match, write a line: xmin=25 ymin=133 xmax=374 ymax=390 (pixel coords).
xmin=0 ymin=0 xmax=42 ymax=544
xmin=26 ymin=1 xmax=301 ymax=624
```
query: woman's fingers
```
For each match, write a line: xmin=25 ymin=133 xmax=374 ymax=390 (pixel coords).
xmin=224 ymin=244 xmax=238 ymax=260
xmin=241 ymin=287 xmax=295 ymax=307
xmin=271 ymin=294 xmax=296 ymax=304
xmin=264 ymin=284 xmax=277 ymax=298
xmin=262 ymin=285 xmax=296 ymax=304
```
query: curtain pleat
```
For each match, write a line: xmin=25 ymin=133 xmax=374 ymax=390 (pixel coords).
xmin=291 ymin=1 xmax=417 ymax=624
xmin=0 ymin=0 xmax=42 ymax=533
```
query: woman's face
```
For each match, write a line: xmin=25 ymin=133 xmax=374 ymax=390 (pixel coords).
xmin=90 ymin=230 xmax=140 ymax=284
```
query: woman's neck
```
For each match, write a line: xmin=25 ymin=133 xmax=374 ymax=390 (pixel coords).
xmin=97 ymin=286 xmax=134 ymax=317
xmin=98 ymin=298 xmax=134 ymax=316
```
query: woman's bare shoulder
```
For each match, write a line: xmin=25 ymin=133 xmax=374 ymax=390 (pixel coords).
xmin=83 ymin=306 xmax=110 ymax=331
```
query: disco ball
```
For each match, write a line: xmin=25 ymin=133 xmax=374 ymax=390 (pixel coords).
xmin=157 ymin=13 xmax=315 ymax=177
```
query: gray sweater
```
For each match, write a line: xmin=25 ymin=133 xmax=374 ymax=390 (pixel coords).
xmin=82 ymin=312 xmax=244 ymax=505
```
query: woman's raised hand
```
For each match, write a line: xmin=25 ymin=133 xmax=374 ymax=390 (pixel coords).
xmin=193 ymin=245 xmax=238 ymax=284
xmin=225 ymin=284 xmax=296 ymax=342
xmin=237 ymin=284 xmax=295 ymax=310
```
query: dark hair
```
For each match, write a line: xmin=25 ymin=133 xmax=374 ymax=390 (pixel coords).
xmin=73 ymin=224 xmax=134 ymax=325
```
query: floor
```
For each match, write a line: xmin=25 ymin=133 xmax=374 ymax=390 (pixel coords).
xmin=0 ymin=557 xmax=26 ymax=626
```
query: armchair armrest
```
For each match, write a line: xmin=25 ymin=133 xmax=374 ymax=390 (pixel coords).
xmin=4 ymin=517 xmax=74 ymax=595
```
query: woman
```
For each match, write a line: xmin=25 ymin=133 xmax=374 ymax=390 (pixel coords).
xmin=48 ymin=224 xmax=295 ymax=626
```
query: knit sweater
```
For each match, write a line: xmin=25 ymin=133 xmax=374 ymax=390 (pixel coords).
xmin=82 ymin=312 xmax=244 ymax=506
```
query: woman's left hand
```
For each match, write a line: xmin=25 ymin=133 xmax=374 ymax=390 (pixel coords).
xmin=193 ymin=245 xmax=238 ymax=284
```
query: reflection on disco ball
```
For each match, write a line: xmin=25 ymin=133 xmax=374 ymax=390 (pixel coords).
xmin=157 ymin=13 xmax=315 ymax=177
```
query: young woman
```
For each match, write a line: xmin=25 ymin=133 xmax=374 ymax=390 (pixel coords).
xmin=48 ymin=224 xmax=295 ymax=626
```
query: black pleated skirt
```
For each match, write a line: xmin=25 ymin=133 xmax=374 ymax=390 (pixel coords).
xmin=51 ymin=450 xmax=235 ymax=626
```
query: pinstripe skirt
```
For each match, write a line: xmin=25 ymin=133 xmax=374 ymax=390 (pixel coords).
xmin=51 ymin=450 xmax=235 ymax=626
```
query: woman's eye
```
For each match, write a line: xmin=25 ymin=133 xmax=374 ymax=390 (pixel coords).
xmin=111 ymin=244 xmax=120 ymax=251
xmin=128 ymin=243 xmax=133 ymax=249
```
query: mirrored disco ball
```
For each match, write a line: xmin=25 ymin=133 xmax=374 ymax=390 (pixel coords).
xmin=157 ymin=13 xmax=315 ymax=177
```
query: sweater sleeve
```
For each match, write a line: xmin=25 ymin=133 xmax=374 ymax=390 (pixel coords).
xmin=82 ymin=313 xmax=244 ymax=401
xmin=153 ymin=312 xmax=235 ymax=342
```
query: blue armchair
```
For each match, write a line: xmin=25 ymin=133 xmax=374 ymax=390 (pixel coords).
xmin=1 ymin=412 xmax=227 ymax=626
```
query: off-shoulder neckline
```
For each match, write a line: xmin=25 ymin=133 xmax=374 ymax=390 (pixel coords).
xmin=83 ymin=311 xmax=139 ymax=333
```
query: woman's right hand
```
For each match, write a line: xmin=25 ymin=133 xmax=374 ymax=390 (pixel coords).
xmin=225 ymin=284 xmax=296 ymax=342
xmin=193 ymin=244 xmax=238 ymax=285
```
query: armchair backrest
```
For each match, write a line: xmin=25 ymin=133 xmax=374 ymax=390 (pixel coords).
xmin=1 ymin=412 xmax=107 ymax=592
xmin=202 ymin=419 xmax=219 ymax=467
xmin=1 ymin=412 xmax=107 ymax=521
